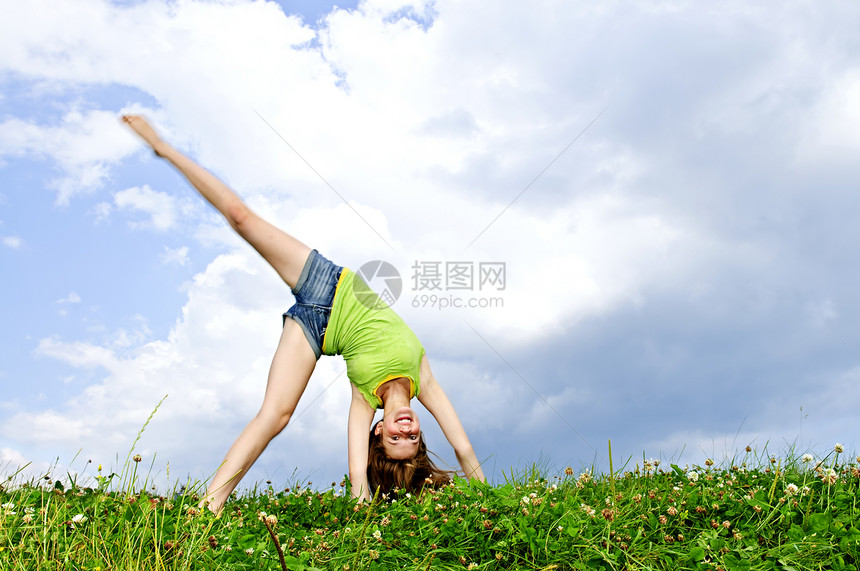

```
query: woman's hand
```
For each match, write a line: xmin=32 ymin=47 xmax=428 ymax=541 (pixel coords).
xmin=347 ymin=383 xmax=376 ymax=501
xmin=122 ymin=114 xmax=169 ymax=157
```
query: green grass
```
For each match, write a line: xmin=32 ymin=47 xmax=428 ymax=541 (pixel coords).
xmin=2 ymin=445 xmax=860 ymax=570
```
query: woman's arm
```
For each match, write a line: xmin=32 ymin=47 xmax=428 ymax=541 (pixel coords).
xmin=347 ymin=383 xmax=376 ymax=502
xmin=416 ymin=355 xmax=486 ymax=482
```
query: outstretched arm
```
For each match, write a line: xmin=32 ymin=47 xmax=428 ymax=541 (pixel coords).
xmin=416 ymin=355 xmax=486 ymax=482
xmin=347 ymin=383 xmax=376 ymax=502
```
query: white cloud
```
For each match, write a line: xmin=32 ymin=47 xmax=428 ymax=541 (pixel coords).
xmin=0 ymin=446 xmax=100 ymax=488
xmin=114 ymin=185 xmax=179 ymax=231
xmin=7 ymin=411 xmax=95 ymax=444
xmin=55 ymin=292 xmax=82 ymax=304
xmin=0 ymin=447 xmax=56 ymax=483
xmin=0 ymin=109 xmax=142 ymax=205
xmin=90 ymin=202 xmax=113 ymax=224
xmin=35 ymin=337 xmax=120 ymax=370
xmin=160 ymin=245 xmax=190 ymax=266
xmin=799 ymin=69 xmax=860 ymax=165
xmin=0 ymin=446 xmax=30 ymax=469
xmin=2 ymin=236 xmax=22 ymax=249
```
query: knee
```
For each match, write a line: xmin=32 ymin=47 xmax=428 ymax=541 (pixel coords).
xmin=256 ymin=406 xmax=293 ymax=437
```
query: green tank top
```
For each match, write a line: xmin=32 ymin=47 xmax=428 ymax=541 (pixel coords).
xmin=322 ymin=269 xmax=424 ymax=409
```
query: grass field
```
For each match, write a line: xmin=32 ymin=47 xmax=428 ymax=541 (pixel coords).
xmin=2 ymin=444 xmax=859 ymax=570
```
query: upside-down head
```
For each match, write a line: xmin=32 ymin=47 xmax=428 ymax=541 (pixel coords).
xmin=374 ymin=406 xmax=423 ymax=459
xmin=367 ymin=422 xmax=452 ymax=496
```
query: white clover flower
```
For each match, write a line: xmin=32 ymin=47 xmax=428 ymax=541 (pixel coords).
xmin=580 ymin=503 xmax=595 ymax=517
xmin=245 ymin=548 xmax=254 ymax=555
xmin=71 ymin=514 xmax=87 ymax=524
xmin=835 ymin=443 xmax=845 ymax=454
xmin=372 ymin=529 xmax=382 ymax=540
xmin=785 ymin=483 xmax=799 ymax=496
xmin=521 ymin=496 xmax=530 ymax=505
xmin=802 ymin=454 xmax=814 ymax=463
xmin=687 ymin=469 xmax=699 ymax=481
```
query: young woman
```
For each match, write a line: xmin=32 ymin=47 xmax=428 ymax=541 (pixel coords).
xmin=122 ymin=115 xmax=484 ymax=513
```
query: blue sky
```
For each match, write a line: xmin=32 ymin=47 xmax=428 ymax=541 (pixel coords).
xmin=2 ymin=0 xmax=860 ymax=491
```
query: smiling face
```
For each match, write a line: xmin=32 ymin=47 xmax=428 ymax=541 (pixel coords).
xmin=375 ymin=406 xmax=421 ymax=459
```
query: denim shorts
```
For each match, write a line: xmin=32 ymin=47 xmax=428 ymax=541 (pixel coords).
xmin=282 ymin=249 xmax=344 ymax=359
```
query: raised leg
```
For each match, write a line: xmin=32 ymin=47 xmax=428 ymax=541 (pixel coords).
xmin=122 ymin=115 xmax=312 ymax=288
xmin=202 ymin=318 xmax=317 ymax=513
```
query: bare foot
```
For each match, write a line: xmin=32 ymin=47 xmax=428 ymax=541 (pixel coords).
xmin=122 ymin=114 xmax=168 ymax=156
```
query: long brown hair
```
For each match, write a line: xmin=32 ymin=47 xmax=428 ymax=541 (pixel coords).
xmin=366 ymin=427 xmax=452 ymax=497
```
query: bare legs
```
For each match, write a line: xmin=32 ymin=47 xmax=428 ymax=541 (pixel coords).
xmin=204 ymin=319 xmax=316 ymax=510
xmin=122 ymin=115 xmax=317 ymax=513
